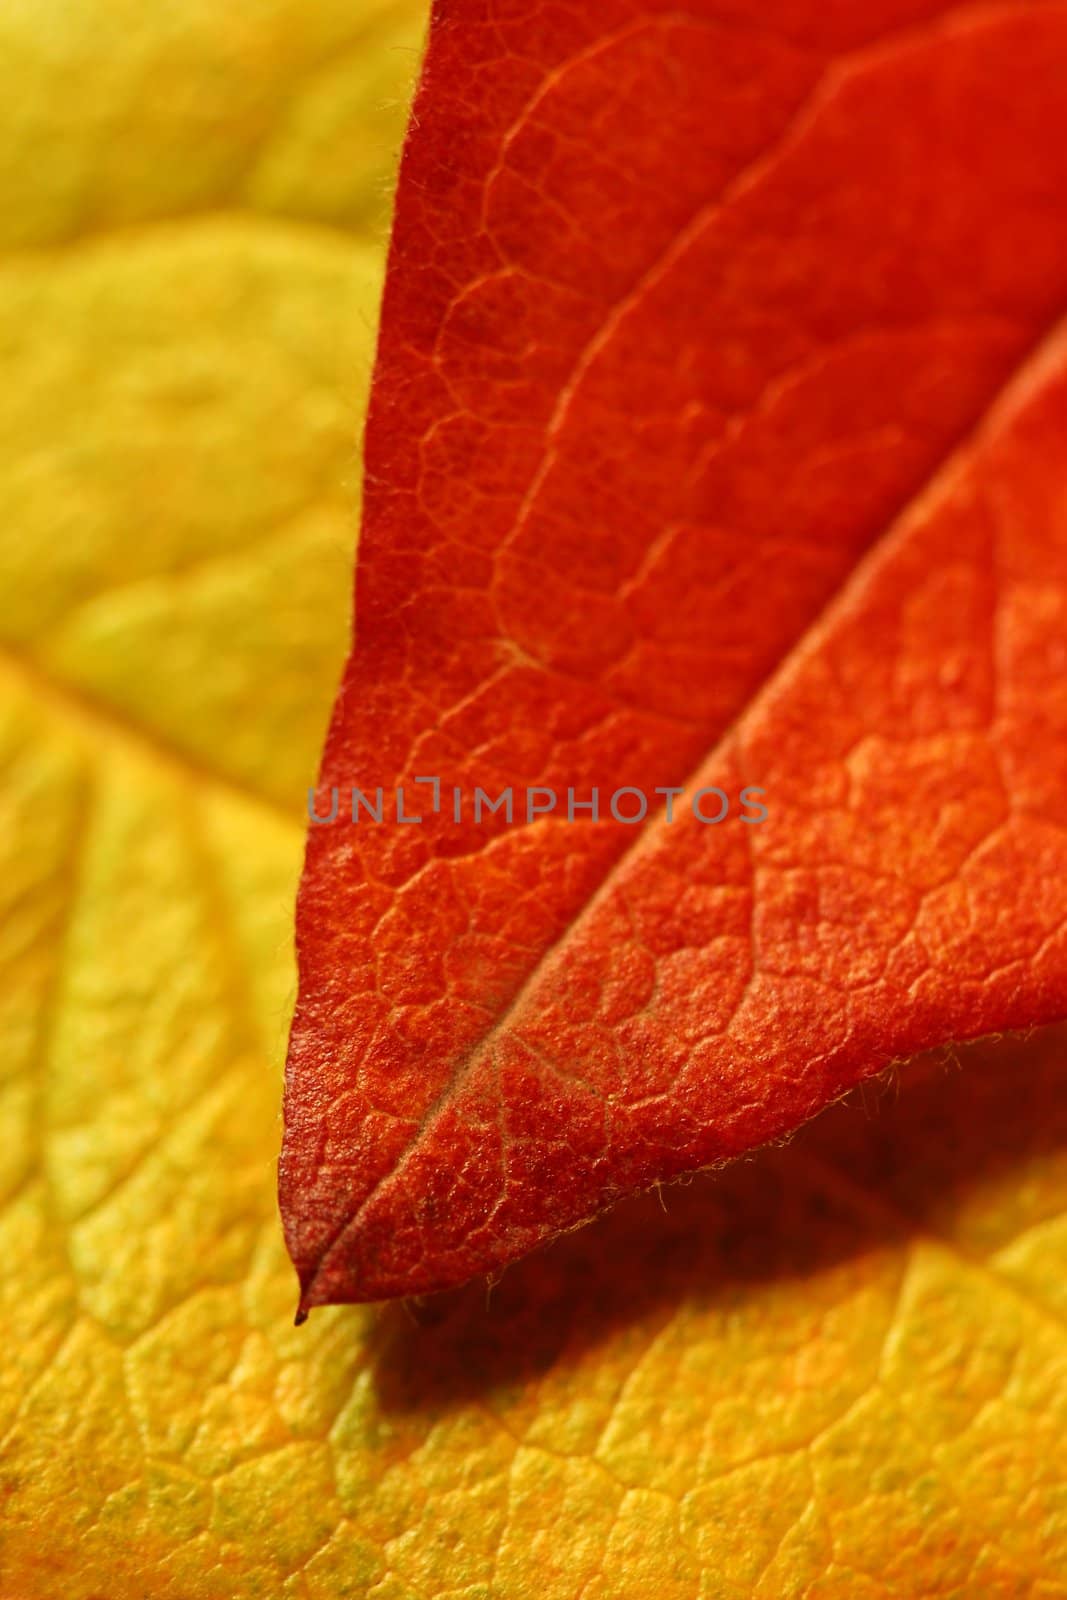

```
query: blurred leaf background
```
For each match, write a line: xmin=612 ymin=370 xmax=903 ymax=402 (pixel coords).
xmin=2 ymin=4 xmax=1066 ymax=1597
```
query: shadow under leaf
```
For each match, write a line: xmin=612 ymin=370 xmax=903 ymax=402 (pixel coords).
xmin=369 ymin=1022 xmax=1067 ymax=1415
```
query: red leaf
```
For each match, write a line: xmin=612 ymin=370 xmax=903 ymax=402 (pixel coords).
xmin=280 ymin=0 xmax=1067 ymax=1310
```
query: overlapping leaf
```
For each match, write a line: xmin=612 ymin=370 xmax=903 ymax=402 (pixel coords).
xmin=283 ymin=0 xmax=1067 ymax=1305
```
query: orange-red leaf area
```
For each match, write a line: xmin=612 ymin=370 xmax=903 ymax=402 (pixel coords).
xmin=281 ymin=0 xmax=1067 ymax=1308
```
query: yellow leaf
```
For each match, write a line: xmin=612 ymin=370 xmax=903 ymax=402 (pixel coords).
xmin=1 ymin=5 xmax=1065 ymax=1597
